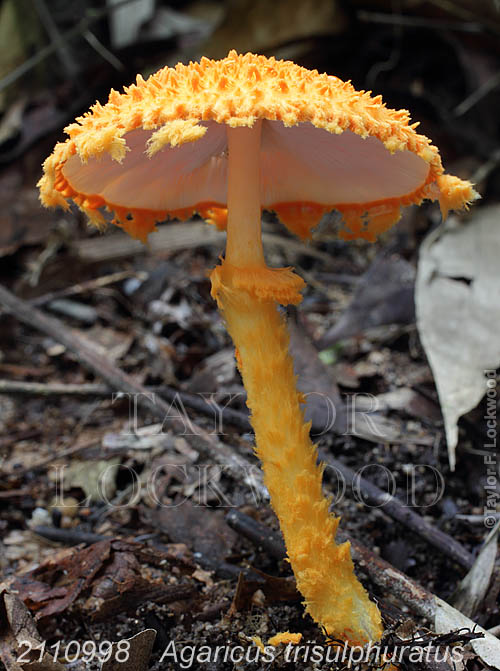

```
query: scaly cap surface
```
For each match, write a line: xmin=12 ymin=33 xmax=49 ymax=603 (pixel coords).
xmin=39 ymin=51 xmax=477 ymax=242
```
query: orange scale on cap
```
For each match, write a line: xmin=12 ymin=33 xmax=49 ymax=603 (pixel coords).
xmin=437 ymin=174 xmax=477 ymax=219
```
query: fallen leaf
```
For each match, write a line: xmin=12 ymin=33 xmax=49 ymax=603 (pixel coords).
xmin=153 ymin=500 xmax=238 ymax=572
xmin=357 ymin=387 xmax=442 ymax=423
xmin=434 ymin=597 xmax=500 ymax=669
xmin=2 ymin=530 xmax=54 ymax=570
xmin=203 ymin=0 xmax=346 ymax=59
xmin=59 ymin=458 xmax=120 ymax=503
xmin=107 ymin=0 xmax=155 ymax=49
xmin=101 ymin=629 xmax=156 ymax=671
xmin=85 ymin=549 xmax=193 ymax=623
xmin=0 ymin=587 xmax=69 ymax=670
xmin=229 ymin=567 xmax=299 ymax=614
xmin=290 ymin=320 xmax=433 ymax=444
xmin=102 ymin=424 xmax=173 ymax=452
xmin=0 ymin=186 xmax=55 ymax=257
xmin=416 ymin=207 xmax=500 ymax=469
xmin=192 ymin=568 xmax=214 ymax=588
xmin=81 ymin=326 xmax=134 ymax=363
xmin=186 ymin=348 xmax=237 ymax=392
xmin=11 ymin=540 xmax=196 ymax=626
xmin=12 ymin=540 xmax=111 ymax=621
xmin=319 ymin=251 xmax=416 ymax=348
xmin=289 ymin=319 xmax=345 ymax=434
xmin=451 ymin=522 xmax=499 ymax=618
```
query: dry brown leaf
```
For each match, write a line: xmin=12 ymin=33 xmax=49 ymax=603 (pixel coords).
xmin=100 ymin=629 xmax=156 ymax=671
xmin=0 ymin=587 xmax=70 ymax=671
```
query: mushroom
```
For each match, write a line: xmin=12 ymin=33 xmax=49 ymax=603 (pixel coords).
xmin=38 ymin=51 xmax=477 ymax=645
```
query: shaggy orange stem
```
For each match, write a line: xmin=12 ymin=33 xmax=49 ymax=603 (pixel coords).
xmin=211 ymin=124 xmax=383 ymax=645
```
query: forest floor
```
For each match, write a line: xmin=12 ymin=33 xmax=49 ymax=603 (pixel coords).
xmin=1 ymin=2 xmax=499 ymax=670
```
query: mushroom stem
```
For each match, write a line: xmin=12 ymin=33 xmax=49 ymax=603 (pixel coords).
xmin=225 ymin=122 xmax=265 ymax=268
xmin=209 ymin=280 xmax=382 ymax=644
xmin=210 ymin=119 xmax=383 ymax=645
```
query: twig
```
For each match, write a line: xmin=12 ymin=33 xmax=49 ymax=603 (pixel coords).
xmin=32 ymin=526 xmax=109 ymax=545
xmin=29 ymin=270 xmax=147 ymax=308
xmin=427 ymin=0 xmax=500 ymax=35
xmin=366 ymin=0 xmax=403 ymax=88
xmin=357 ymin=9 xmax=481 ymax=32
xmin=157 ymin=386 xmax=251 ymax=433
xmin=72 ymin=222 xmax=333 ymax=265
xmin=46 ymin=299 xmax=98 ymax=325
xmin=319 ymin=453 xmax=475 ymax=571
xmin=0 ymin=429 xmax=41 ymax=450
xmin=0 ymin=0 xmax=140 ymax=93
xmin=456 ymin=513 xmax=500 ymax=523
xmin=296 ymin=268 xmax=340 ymax=301
xmin=0 ymin=380 xmax=109 ymax=397
xmin=454 ymin=70 xmax=500 ymax=116
xmin=31 ymin=0 xmax=80 ymax=80
xmin=315 ymin=272 xmax=359 ymax=286
xmin=7 ymin=438 xmax=101 ymax=477
xmin=226 ymin=509 xmax=286 ymax=560
xmin=470 ymin=148 xmax=500 ymax=185
xmin=0 ymin=489 xmax=33 ymax=499
xmin=263 ymin=232 xmax=333 ymax=265
xmin=82 ymin=30 xmax=125 ymax=72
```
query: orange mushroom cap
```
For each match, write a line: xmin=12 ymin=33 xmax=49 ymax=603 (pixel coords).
xmin=38 ymin=50 xmax=477 ymax=243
